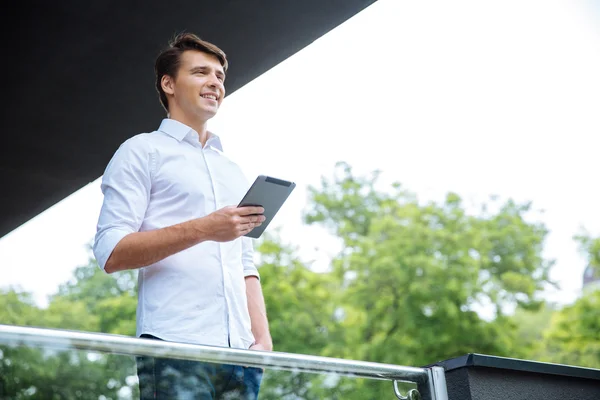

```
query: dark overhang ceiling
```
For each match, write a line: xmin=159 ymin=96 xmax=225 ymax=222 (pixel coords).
xmin=1 ymin=0 xmax=377 ymax=238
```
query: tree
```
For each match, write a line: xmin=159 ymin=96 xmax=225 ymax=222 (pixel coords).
xmin=247 ymin=235 xmax=334 ymax=399
xmin=538 ymin=233 xmax=600 ymax=369
xmin=256 ymin=235 xmax=398 ymax=400
xmin=52 ymin=254 xmax=138 ymax=336
xmin=509 ymin=303 xmax=557 ymax=360
xmin=0 ymin=257 xmax=139 ymax=399
xmin=541 ymin=290 xmax=600 ymax=369
xmin=574 ymin=232 xmax=600 ymax=275
xmin=301 ymin=162 xmax=555 ymax=398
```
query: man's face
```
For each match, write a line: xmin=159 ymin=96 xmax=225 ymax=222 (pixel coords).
xmin=167 ymin=50 xmax=226 ymax=121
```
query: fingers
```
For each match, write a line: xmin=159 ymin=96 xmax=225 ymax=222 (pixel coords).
xmin=217 ymin=206 xmax=265 ymax=239
xmin=239 ymin=216 xmax=264 ymax=234
xmin=237 ymin=212 xmax=266 ymax=223
xmin=240 ymin=224 xmax=258 ymax=236
xmin=236 ymin=206 xmax=265 ymax=216
xmin=240 ymin=217 xmax=264 ymax=228
xmin=240 ymin=216 xmax=265 ymax=228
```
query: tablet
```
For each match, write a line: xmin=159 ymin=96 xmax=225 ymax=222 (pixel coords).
xmin=238 ymin=175 xmax=296 ymax=238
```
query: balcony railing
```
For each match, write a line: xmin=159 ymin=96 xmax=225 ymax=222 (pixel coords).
xmin=0 ymin=324 xmax=448 ymax=399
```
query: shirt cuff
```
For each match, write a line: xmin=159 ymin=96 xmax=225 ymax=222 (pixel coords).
xmin=243 ymin=268 xmax=260 ymax=280
xmin=93 ymin=228 xmax=132 ymax=271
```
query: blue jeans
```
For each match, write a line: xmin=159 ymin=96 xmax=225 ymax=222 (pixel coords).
xmin=136 ymin=335 xmax=263 ymax=399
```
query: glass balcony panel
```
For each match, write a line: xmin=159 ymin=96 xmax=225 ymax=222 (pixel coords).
xmin=1 ymin=342 xmax=419 ymax=399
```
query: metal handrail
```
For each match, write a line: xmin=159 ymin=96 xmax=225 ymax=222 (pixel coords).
xmin=0 ymin=324 xmax=427 ymax=384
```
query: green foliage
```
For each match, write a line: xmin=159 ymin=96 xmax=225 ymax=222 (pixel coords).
xmin=508 ymin=303 xmax=557 ymax=360
xmin=574 ymin=231 xmax=600 ymax=273
xmin=258 ymin=237 xmax=338 ymax=356
xmin=252 ymin=236 xmax=342 ymax=399
xmin=542 ymin=290 xmax=600 ymax=368
xmin=533 ymin=232 xmax=600 ymax=369
xmin=299 ymin=162 xmax=556 ymax=398
xmin=0 ymin=291 xmax=43 ymax=327
xmin=499 ymin=235 xmax=600 ymax=371
xmin=543 ymin=242 xmax=600 ymax=368
xmin=0 ymin=259 xmax=139 ymax=399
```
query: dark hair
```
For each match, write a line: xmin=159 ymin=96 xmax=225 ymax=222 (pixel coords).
xmin=154 ymin=33 xmax=228 ymax=112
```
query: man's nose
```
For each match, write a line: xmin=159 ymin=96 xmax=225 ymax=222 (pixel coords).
xmin=207 ymin=76 xmax=222 ymax=89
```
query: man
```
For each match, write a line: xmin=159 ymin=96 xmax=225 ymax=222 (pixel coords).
xmin=93 ymin=33 xmax=272 ymax=399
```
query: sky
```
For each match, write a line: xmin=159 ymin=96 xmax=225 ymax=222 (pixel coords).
xmin=1 ymin=0 xmax=599 ymax=308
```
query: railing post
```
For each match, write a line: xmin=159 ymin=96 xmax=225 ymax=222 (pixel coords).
xmin=418 ymin=366 xmax=449 ymax=400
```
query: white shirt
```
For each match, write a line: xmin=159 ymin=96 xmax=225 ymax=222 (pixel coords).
xmin=93 ymin=119 xmax=258 ymax=349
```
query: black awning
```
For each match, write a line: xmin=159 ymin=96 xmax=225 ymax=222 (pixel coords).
xmin=1 ymin=0 xmax=376 ymax=238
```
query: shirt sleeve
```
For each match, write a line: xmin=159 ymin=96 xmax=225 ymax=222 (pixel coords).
xmin=242 ymin=234 xmax=260 ymax=280
xmin=93 ymin=137 xmax=152 ymax=271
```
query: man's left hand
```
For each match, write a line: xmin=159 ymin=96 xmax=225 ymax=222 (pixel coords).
xmin=249 ymin=341 xmax=273 ymax=352
xmin=248 ymin=341 xmax=272 ymax=371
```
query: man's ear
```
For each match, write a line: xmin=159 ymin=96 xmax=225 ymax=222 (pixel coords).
xmin=161 ymin=75 xmax=175 ymax=95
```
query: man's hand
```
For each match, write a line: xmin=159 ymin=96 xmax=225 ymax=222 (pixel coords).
xmin=249 ymin=340 xmax=273 ymax=371
xmin=201 ymin=206 xmax=265 ymax=242
xmin=249 ymin=341 xmax=273 ymax=352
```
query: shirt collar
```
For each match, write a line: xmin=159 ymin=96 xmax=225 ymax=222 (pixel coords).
xmin=158 ymin=118 xmax=223 ymax=151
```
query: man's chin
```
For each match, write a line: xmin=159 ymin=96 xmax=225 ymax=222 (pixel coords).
xmin=197 ymin=108 xmax=219 ymax=120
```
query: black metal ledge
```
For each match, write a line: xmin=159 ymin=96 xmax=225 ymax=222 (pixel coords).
xmin=431 ymin=353 xmax=600 ymax=400
xmin=439 ymin=353 xmax=600 ymax=381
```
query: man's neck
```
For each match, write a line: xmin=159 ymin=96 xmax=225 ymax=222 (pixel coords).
xmin=169 ymin=111 xmax=209 ymax=146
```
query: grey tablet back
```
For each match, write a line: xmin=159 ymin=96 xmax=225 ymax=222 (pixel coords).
xmin=238 ymin=175 xmax=296 ymax=238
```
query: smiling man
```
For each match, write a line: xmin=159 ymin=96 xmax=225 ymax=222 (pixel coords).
xmin=93 ymin=33 xmax=271 ymax=399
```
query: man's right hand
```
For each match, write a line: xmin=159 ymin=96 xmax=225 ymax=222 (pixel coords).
xmin=201 ymin=206 xmax=266 ymax=242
